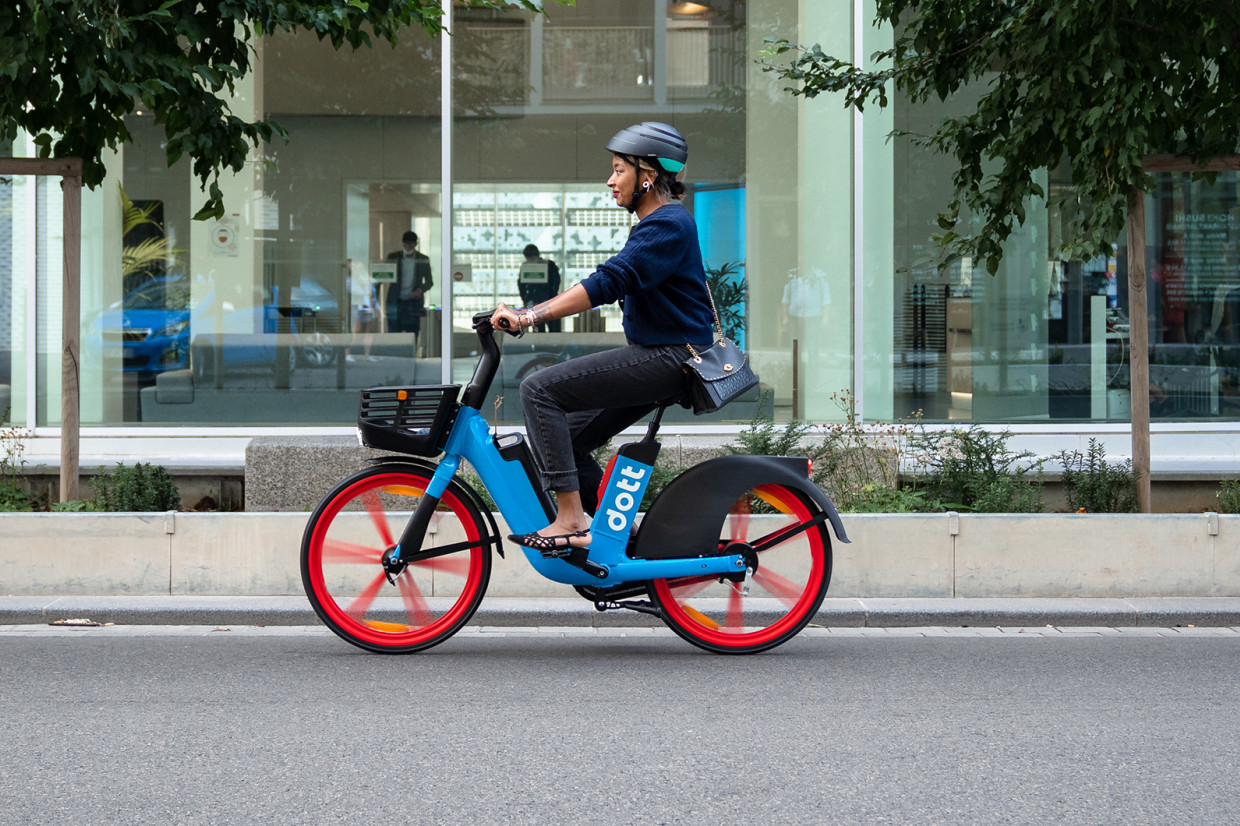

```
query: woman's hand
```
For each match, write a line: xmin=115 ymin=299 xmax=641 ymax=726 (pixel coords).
xmin=491 ymin=302 xmax=522 ymax=333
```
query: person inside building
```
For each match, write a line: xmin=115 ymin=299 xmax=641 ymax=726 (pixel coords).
xmin=385 ymin=230 xmax=434 ymax=350
xmin=490 ymin=122 xmax=715 ymax=557
xmin=517 ymin=244 xmax=563 ymax=332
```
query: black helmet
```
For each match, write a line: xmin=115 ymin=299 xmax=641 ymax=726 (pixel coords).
xmin=606 ymin=122 xmax=687 ymax=174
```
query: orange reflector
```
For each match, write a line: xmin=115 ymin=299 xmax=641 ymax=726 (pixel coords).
xmin=363 ymin=620 xmax=412 ymax=632
xmin=397 ymin=390 xmax=407 ymax=400
xmin=682 ymin=605 xmax=721 ymax=630
xmin=754 ymin=488 xmax=793 ymax=514
xmin=383 ymin=485 xmax=426 ymax=497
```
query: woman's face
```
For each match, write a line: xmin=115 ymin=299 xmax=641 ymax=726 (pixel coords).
xmin=607 ymin=154 xmax=642 ymax=208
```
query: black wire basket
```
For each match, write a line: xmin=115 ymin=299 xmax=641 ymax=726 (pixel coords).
xmin=357 ymin=385 xmax=461 ymax=456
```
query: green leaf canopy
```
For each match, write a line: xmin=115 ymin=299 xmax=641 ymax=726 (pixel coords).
xmin=762 ymin=1 xmax=1240 ymax=274
xmin=0 ymin=1 xmax=563 ymax=219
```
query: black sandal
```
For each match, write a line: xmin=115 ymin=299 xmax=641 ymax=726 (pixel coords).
xmin=507 ymin=529 xmax=591 ymax=559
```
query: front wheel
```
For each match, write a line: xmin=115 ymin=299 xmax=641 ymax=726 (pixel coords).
xmin=301 ymin=464 xmax=492 ymax=653
xmin=648 ymin=483 xmax=831 ymax=654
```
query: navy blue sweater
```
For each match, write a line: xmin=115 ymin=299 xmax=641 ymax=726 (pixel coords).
xmin=580 ymin=204 xmax=716 ymax=348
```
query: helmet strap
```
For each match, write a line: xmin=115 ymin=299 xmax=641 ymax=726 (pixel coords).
xmin=623 ymin=155 xmax=644 ymax=214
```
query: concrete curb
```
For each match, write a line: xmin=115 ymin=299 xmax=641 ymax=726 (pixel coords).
xmin=4 ymin=596 xmax=1240 ymax=629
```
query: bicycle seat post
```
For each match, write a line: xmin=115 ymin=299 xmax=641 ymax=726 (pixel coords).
xmin=641 ymin=403 xmax=669 ymax=444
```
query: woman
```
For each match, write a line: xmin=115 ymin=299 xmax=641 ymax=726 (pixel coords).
xmin=491 ymin=122 xmax=716 ymax=557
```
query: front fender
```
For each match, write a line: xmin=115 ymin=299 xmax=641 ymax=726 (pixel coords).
xmin=363 ymin=455 xmax=504 ymax=558
xmin=630 ymin=455 xmax=849 ymax=561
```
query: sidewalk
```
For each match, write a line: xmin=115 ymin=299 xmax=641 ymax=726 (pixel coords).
xmin=4 ymin=595 xmax=1240 ymax=629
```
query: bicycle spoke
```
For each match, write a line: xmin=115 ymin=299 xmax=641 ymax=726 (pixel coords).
xmin=750 ymin=513 xmax=826 ymax=553
xmin=360 ymin=488 xmax=395 ymax=548
xmin=321 ymin=538 xmax=384 ymax=564
xmin=752 ymin=567 xmax=806 ymax=609
xmin=397 ymin=574 xmax=433 ymax=628
xmin=669 ymin=575 xmax=715 ymax=600
xmin=725 ymin=587 xmax=743 ymax=633
xmin=410 ymin=555 xmax=472 ymax=578
xmin=728 ymin=498 xmax=751 ymax=542
xmin=344 ymin=571 xmax=387 ymax=621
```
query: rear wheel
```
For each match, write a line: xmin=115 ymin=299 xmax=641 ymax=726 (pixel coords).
xmin=648 ymin=484 xmax=831 ymax=654
xmin=301 ymin=464 xmax=491 ymax=653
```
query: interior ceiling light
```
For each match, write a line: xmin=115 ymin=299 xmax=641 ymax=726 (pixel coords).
xmin=668 ymin=2 xmax=718 ymax=19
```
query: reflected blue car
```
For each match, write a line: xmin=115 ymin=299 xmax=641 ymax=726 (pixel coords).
xmin=91 ymin=277 xmax=339 ymax=380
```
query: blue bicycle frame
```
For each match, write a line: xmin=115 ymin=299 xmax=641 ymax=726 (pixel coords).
xmin=423 ymin=405 xmax=747 ymax=587
xmin=386 ymin=315 xmax=748 ymax=588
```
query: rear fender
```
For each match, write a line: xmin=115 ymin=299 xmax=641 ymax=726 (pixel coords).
xmin=630 ymin=455 xmax=848 ymax=561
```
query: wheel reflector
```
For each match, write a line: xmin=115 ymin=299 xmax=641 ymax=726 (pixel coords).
xmin=682 ymin=604 xmax=720 ymax=630
xmin=363 ymin=620 xmax=412 ymax=632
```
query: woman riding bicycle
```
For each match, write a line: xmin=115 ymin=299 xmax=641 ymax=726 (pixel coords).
xmin=490 ymin=122 xmax=716 ymax=558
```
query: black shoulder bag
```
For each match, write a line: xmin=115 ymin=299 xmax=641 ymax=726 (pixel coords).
xmin=682 ymin=281 xmax=760 ymax=415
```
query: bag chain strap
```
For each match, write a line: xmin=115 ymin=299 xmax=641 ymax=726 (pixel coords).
xmin=686 ymin=279 xmax=725 ymax=362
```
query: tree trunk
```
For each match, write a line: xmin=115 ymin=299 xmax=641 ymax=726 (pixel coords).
xmin=1126 ymin=188 xmax=1151 ymax=512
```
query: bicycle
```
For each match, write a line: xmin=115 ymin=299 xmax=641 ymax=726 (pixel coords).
xmin=301 ymin=311 xmax=850 ymax=654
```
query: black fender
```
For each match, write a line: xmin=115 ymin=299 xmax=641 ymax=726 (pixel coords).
xmin=362 ymin=456 xmax=504 ymax=558
xmin=630 ymin=455 xmax=849 ymax=560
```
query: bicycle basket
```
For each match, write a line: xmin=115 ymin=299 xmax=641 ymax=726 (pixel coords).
xmin=357 ymin=385 xmax=461 ymax=456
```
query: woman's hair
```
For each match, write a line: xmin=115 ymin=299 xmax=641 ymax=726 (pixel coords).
xmin=628 ymin=155 xmax=686 ymax=201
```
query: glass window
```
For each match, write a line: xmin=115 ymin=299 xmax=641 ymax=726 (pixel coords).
xmin=1 ymin=140 xmax=22 ymax=426
xmin=1121 ymin=172 xmax=1240 ymax=420
xmin=452 ymin=0 xmax=753 ymax=425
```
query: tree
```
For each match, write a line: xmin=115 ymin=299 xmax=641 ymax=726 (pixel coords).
xmin=0 ymin=1 xmax=565 ymax=220
xmin=761 ymin=1 xmax=1240 ymax=511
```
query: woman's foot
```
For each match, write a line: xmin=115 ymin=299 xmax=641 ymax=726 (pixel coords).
xmin=508 ymin=528 xmax=592 ymax=559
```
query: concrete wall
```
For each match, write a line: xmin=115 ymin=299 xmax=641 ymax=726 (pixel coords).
xmin=2 ymin=512 xmax=1235 ymax=599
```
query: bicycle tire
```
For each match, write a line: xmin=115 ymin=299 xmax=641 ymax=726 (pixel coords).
xmin=647 ymin=483 xmax=831 ymax=654
xmin=301 ymin=463 xmax=492 ymax=654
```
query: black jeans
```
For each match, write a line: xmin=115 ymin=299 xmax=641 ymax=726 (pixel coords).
xmin=519 ymin=343 xmax=689 ymax=514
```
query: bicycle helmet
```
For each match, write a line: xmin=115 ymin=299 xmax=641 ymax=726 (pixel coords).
xmin=606 ymin=122 xmax=688 ymax=174
xmin=607 ymin=122 xmax=688 ymax=213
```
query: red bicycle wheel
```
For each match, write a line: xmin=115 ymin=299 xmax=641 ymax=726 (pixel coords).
xmin=649 ymin=484 xmax=831 ymax=654
xmin=301 ymin=464 xmax=491 ymax=653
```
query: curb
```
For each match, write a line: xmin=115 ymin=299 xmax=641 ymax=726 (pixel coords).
xmin=4 ymin=596 xmax=1240 ymax=629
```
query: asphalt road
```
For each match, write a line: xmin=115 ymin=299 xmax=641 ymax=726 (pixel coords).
xmin=2 ymin=627 xmax=1239 ymax=825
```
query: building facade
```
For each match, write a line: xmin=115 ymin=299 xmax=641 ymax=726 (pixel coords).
xmin=2 ymin=0 xmax=1239 ymax=476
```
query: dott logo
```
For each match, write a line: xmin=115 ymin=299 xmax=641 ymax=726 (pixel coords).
xmin=605 ymin=465 xmax=647 ymax=533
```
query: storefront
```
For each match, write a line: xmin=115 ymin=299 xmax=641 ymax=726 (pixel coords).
xmin=2 ymin=1 xmax=1238 ymax=473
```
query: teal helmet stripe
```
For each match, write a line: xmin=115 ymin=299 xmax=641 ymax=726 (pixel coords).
xmin=657 ymin=157 xmax=685 ymax=173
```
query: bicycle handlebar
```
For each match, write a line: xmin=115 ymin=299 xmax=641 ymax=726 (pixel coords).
xmin=462 ymin=309 xmax=518 ymax=409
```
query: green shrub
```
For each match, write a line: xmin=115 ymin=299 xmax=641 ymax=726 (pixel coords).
xmin=722 ymin=390 xmax=836 ymax=492
xmin=0 ymin=480 xmax=36 ymax=512
xmin=51 ymin=499 xmax=106 ymax=512
xmin=457 ymin=464 xmax=498 ymax=512
xmin=908 ymin=425 xmax=1044 ymax=513
xmin=0 ymin=415 xmax=37 ymax=511
xmin=838 ymin=483 xmax=931 ymax=513
xmin=93 ymin=462 xmax=182 ymax=512
xmin=1054 ymin=439 xmax=1138 ymax=513
xmin=1217 ymin=480 xmax=1240 ymax=514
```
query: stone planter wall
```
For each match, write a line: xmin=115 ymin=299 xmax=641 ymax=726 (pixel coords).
xmin=1 ymin=512 xmax=1235 ymax=599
